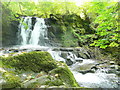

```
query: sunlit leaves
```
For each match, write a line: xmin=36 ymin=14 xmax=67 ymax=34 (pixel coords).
xmin=86 ymin=1 xmax=119 ymax=49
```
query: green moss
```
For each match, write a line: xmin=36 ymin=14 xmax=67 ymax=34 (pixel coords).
xmin=2 ymin=51 xmax=58 ymax=73
xmin=2 ymin=71 xmax=21 ymax=88
xmin=1 ymin=51 xmax=79 ymax=88
xmin=49 ymin=63 xmax=79 ymax=87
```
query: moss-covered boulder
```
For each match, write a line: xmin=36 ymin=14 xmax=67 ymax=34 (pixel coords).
xmin=2 ymin=51 xmax=58 ymax=73
xmin=1 ymin=51 xmax=79 ymax=88
xmin=1 ymin=71 xmax=21 ymax=88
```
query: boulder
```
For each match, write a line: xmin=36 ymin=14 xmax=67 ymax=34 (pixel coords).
xmin=61 ymin=52 xmax=68 ymax=59
xmin=1 ymin=51 xmax=79 ymax=88
xmin=66 ymin=58 xmax=74 ymax=66
xmin=75 ymin=58 xmax=83 ymax=63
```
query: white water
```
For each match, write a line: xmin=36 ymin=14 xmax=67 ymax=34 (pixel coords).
xmin=19 ymin=17 xmax=32 ymax=45
xmin=18 ymin=17 xmax=48 ymax=46
xmin=47 ymin=50 xmax=119 ymax=88
xmin=72 ymin=71 xmax=118 ymax=88
xmin=30 ymin=18 xmax=48 ymax=45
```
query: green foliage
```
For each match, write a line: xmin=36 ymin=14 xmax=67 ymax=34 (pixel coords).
xmin=62 ymin=30 xmax=78 ymax=47
xmin=86 ymin=2 xmax=120 ymax=49
xmin=2 ymin=1 xmax=79 ymax=18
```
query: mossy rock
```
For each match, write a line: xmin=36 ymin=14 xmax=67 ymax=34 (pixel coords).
xmin=49 ymin=63 xmax=79 ymax=87
xmin=22 ymin=75 xmax=64 ymax=88
xmin=2 ymin=51 xmax=58 ymax=73
xmin=1 ymin=51 xmax=79 ymax=88
xmin=2 ymin=71 xmax=21 ymax=88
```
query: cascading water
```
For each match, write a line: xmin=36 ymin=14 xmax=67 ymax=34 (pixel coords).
xmin=30 ymin=18 xmax=48 ymax=46
xmin=18 ymin=17 xmax=49 ymax=46
xmin=48 ymin=50 xmax=119 ymax=88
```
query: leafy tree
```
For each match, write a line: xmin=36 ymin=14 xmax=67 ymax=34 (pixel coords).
xmin=84 ymin=1 xmax=120 ymax=49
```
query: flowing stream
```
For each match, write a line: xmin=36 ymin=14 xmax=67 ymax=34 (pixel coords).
xmin=1 ymin=17 xmax=120 ymax=88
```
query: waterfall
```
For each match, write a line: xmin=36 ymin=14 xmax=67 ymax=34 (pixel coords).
xmin=18 ymin=17 xmax=49 ymax=46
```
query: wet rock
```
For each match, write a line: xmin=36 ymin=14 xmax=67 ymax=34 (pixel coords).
xmin=117 ymin=66 xmax=120 ymax=71
xmin=34 ymin=49 xmax=41 ymax=51
xmin=78 ymin=52 xmax=89 ymax=59
xmin=75 ymin=58 xmax=83 ymax=63
xmin=78 ymin=69 xmax=95 ymax=74
xmin=8 ymin=49 xmax=15 ymax=51
xmin=110 ymin=61 xmax=115 ymax=65
xmin=60 ymin=48 xmax=74 ymax=51
xmin=66 ymin=58 xmax=73 ymax=66
xmin=74 ymin=48 xmax=82 ymax=51
xmin=91 ymin=66 xmax=99 ymax=70
xmin=110 ymin=65 xmax=118 ymax=69
xmin=73 ymin=51 xmax=79 ymax=57
xmin=14 ymin=49 xmax=19 ymax=52
xmin=61 ymin=52 xmax=68 ymax=59
xmin=52 ymin=48 xmax=60 ymax=51
xmin=107 ymin=69 xmax=120 ymax=75
xmin=21 ymin=49 xmax=27 ymax=51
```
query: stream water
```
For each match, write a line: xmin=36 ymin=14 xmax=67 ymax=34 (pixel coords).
xmin=1 ymin=17 xmax=120 ymax=88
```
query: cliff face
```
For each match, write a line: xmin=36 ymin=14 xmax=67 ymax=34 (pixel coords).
xmin=2 ymin=20 xmax=19 ymax=47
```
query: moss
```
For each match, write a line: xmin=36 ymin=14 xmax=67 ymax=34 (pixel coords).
xmin=49 ymin=62 xmax=79 ymax=87
xmin=2 ymin=51 xmax=58 ymax=73
xmin=2 ymin=71 xmax=21 ymax=88
xmin=1 ymin=51 xmax=79 ymax=88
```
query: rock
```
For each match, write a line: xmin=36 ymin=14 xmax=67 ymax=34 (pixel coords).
xmin=107 ymin=69 xmax=120 ymax=75
xmin=91 ymin=66 xmax=98 ymax=70
xmin=22 ymin=49 xmax=27 ymax=51
xmin=74 ymin=48 xmax=81 ymax=51
xmin=60 ymin=48 xmax=74 ymax=51
xmin=40 ymin=85 xmax=48 ymax=88
xmin=52 ymin=48 xmax=60 ymax=51
xmin=2 ymin=51 xmax=58 ymax=73
xmin=61 ymin=52 xmax=68 ymax=59
xmin=23 ymin=75 xmax=50 ymax=88
xmin=14 ymin=50 xmax=19 ymax=52
xmin=117 ymin=66 xmax=120 ymax=71
xmin=1 ymin=51 xmax=79 ymax=88
xmin=2 ymin=71 xmax=21 ymax=88
xmin=66 ymin=58 xmax=73 ymax=66
xmin=75 ymin=58 xmax=83 ymax=63
xmin=110 ymin=65 xmax=119 ymax=70
xmin=34 ymin=50 xmax=41 ymax=51
xmin=78 ymin=69 xmax=95 ymax=74
xmin=110 ymin=61 xmax=115 ymax=65
xmin=78 ymin=52 xmax=89 ymax=59
xmin=110 ymin=65 xmax=116 ymax=69
xmin=49 ymin=66 xmax=79 ymax=87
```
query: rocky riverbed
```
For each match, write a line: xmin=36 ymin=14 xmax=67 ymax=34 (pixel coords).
xmin=0 ymin=46 xmax=120 ymax=88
